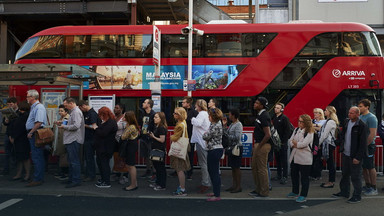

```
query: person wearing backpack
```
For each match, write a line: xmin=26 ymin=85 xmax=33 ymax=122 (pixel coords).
xmin=272 ymin=102 xmax=292 ymax=185
xmin=319 ymin=106 xmax=339 ymax=189
xmin=287 ymin=114 xmax=314 ymax=203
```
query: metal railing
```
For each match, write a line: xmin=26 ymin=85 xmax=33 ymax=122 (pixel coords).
xmin=136 ymin=130 xmax=384 ymax=174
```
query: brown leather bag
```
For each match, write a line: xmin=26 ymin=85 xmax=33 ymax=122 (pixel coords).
xmin=35 ymin=127 xmax=54 ymax=147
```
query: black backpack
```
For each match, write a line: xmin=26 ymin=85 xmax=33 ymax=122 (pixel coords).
xmin=306 ymin=132 xmax=319 ymax=156
xmin=293 ymin=128 xmax=319 ymax=156
xmin=270 ymin=125 xmax=282 ymax=151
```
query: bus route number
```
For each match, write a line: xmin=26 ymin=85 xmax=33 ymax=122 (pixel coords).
xmin=348 ymin=85 xmax=359 ymax=89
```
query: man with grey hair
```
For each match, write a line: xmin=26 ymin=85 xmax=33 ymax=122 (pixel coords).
xmin=25 ymin=89 xmax=48 ymax=187
xmin=332 ymin=106 xmax=368 ymax=204
xmin=58 ymin=97 xmax=85 ymax=188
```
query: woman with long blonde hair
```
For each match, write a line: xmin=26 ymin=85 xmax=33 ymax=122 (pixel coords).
xmin=191 ymin=99 xmax=211 ymax=193
xmin=287 ymin=114 xmax=314 ymax=203
xmin=319 ymin=106 xmax=339 ymax=188
xmin=311 ymin=108 xmax=326 ymax=180
xmin=170 ymin=107 xmax=190 ymax=196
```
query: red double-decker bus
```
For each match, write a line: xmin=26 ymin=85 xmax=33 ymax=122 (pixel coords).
xmin=13 ymin=22 xmax=383 ymax=127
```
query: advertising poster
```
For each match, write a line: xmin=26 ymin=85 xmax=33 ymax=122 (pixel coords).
xmin=41 ymin=89 xmax=67 ymax=126
xmin=192 ymin=65 xmax=239 ymax=89
xmin=95 ymin=66 xmax=143 ymax=90
xmin=92 ymin=64 xmax=242 ymax=90
xmin=142 ymin=65 xmax=185 ymax=89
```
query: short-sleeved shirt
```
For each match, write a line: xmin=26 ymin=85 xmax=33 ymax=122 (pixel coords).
xmin=151 ymin=126 xmax=167 ymax=150
xmin=83 ymin=108 xmax=99 ymax=139
xmin=360 ymin=112 xmax=378 ymax=145
xmin=254 ymin=109 xmax=272 ymax=143
xmin=26 ymin=101 xmax=47 ymax=130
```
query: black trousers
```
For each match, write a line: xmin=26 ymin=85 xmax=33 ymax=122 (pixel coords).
xmin=186 ymin=143 xmax=195 ymax=177
xmin=153 ymin=160 xmax=166 ymax=188
xmin=275 ymin=144 xmax=288 ymax=178
xmin=96 ymin=152 xmax=112 ymax=184
xmin=310 ymin=152 xmax=323 ymax=178
xmin=340 ymin=154 xmax=362 ymax=198
xmin=291 ymin=162 xmax=311 ymax=197
xmin=326 ymin=145 xmax=336 ymax=182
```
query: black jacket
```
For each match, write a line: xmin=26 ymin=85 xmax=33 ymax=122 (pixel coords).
xmin=9 ymin=111 xmax=30 ymax=154
xmin=339 ymin=118 xmax=368 ymax=161
xmin=3 ymin=109 xmax=21 ymax=135
xmin=185 ymin=107 xmax=198 ymax=141
xmin=272 ymin=114 xmax=291 ymax=143
xmin=94 ymin=118 xmax=118 ymax=155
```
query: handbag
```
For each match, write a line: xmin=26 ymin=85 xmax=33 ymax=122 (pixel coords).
xmin=35 ymin=127 xmax=54 ymax=147
xmin=150 ymin=149 xmax=166 ymax=162
xmin=35 ymin=113 xmax=54 ymax=148
xmin=232 ymin=144 xmax=240 ymax=156
xmin=168 ymin=122 xmax=189 ymax=160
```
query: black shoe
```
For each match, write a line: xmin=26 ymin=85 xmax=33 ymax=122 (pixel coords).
xmin=271 ymin=176 xmax=281 ymax=181
xmin=332 ymin=192 xmax=349 ymax=198
xmin=280 ymin=177 xmax=288 ymax=185
xmin=248 ymin=190 xmax=259 ymax=196
xmin=65 ymin=182 xmax=81 ymax=188
xmin=347 ymin=196 xmax=361 ymax=204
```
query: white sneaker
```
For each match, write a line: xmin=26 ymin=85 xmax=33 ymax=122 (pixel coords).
xmin=364 ymin=188 xmax=378 ymax=196
xmin=154 ymin=185 xmax=166 ymax=191
xmin=149 ymin=183 xmax=158 ymax=188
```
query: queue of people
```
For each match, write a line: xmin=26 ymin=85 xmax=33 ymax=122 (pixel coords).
xmin=0 ymin=92 xmax=380 ymax=204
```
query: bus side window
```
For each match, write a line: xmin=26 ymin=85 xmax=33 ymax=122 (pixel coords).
xmin=299 ymin=32 xmax=338 ymax=56
xmin=342 ymin=32 xmax=364 ymax=56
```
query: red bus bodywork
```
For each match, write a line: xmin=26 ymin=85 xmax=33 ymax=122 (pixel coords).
xmin=13 ymin=23 xmax=384 ymax=168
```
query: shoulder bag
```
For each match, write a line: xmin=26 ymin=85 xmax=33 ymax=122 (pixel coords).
xmin=35 ymin=113 xmax=54 ymax=148
xmin=150 ymin=149 xmax=166 ymax=162
xmin=168 ymin=122 xmax=189 ymax=160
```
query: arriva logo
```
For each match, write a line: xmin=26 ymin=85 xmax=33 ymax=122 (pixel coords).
xmin=332 ymin=69 xmax=366 ymax=79
xmin=332 ymin=69 xmax=341 ymax=78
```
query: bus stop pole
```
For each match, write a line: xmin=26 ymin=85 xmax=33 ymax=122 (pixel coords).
xmin=187 ymin=0 xmax=193 ymax=97
xmin=79 ymin=83 xmax=83 ymax=100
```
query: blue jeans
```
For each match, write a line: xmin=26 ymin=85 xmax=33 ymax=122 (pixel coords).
xmin=84 ymin=139 xmax=96 ymax=179
xmin=66 ymin=141 xmax=81 ymax=184
xmin=29 ymin=135 xmax=45 ymax=182
xmin=207 ymin=148 xmax=223 ymax=197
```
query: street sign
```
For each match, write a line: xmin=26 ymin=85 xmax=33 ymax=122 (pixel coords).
xmin=153 ymin=26 xmax=161 ymax=66
xmin=183 ymin=80 xmax=196 ymax=91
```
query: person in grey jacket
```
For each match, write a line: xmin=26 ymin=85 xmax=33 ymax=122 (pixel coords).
xmin=223 ymin=109 xmax=243 ymax=193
